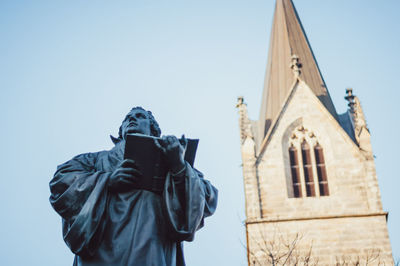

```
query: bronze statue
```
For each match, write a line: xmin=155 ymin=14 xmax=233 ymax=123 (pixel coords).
xmin=49 ymin=107 xmax=218 ymax=266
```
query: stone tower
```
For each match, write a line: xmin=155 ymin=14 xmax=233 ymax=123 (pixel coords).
xmin=237 ymin=0 xmax=393 ymax=265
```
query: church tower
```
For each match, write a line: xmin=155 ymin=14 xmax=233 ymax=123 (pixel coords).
xmin=237 ymin=0 xmax=393 ymax=265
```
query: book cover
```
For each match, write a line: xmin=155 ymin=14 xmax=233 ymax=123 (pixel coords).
xmin=123 ymin=134 xmax=199 ymax=192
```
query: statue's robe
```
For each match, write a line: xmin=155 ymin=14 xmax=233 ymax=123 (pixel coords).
xmin=49 ymin=141 xmax=218 ymax=266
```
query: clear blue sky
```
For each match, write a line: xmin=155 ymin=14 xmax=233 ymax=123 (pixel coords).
xmin=0 ymin=1 xmax=398 ymax=265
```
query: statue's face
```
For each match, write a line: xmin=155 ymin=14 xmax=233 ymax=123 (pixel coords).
xmin=121 ymin=108 xmax=152 ymax=138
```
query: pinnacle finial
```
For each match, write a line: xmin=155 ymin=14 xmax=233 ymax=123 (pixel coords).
xmin=236 ymin=96 xmax=244 ymax=108
xmin=290 ymin=54 xmax=302 ymax=78
xmin=345 ymin=88 xmax=355 ymax=112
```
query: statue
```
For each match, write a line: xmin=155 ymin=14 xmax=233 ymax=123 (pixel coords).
xmin=49 ymin=107 xmax=218 ymax=266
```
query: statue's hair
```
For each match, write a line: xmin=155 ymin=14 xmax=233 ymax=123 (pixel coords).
xmin=111 ymin=107 xmax=161 ymax=144
xmin=121 ymin=106 xmax=161 ymax=137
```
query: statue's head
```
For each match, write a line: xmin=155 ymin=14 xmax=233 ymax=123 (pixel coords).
xmin=111 ymin=107 xmax=161 ymax=144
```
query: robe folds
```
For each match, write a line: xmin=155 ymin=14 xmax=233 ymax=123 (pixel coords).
xmin=49 ymin=141 xmax=218 ymax=266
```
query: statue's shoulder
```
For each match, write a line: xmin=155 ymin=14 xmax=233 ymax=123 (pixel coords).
xmin=72 ymin=150 xmax=106 ymax=159
xmin=68 ymin=149 xmax=109 ymax=165
xmin=192 ymin=167 xmax=204 ymax=178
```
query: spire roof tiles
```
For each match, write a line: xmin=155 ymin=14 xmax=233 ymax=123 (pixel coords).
xmin=258 ymin=0 xmax=338 ymax=147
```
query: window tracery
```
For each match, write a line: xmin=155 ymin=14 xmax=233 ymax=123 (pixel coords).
xmin=289 ymin=144 xmax=302 ymax=198
xmin=301 ymin=140 xmax=315 ymax=197
xmin=314 ymin=143 xmax=329 ymax=196
xmin=288 ymin=126 xmax=329 ymax=198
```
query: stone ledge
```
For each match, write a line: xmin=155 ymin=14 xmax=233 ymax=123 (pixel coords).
xmin=246 ymin=212 xmax=388 ymax=224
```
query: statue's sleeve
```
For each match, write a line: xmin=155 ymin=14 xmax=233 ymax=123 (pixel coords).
xmin=49 ymin=152 xmax=111 ymax=257
xmin=163 ymin=162 xmax=218 ymax=242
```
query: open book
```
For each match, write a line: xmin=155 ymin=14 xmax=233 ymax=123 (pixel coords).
xmin=124 ymin=134 xmax=199 ymax=192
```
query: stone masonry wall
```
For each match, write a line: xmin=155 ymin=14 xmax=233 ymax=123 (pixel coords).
xmin=247 ymin=215 xmax=393 ymax=265
xmin=255 ymin=81 xmax=383 ymax=220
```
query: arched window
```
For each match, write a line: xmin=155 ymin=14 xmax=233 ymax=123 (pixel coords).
xmin=314 ymin=143 xmax=329 ymax=196
xmin=289 ymin=145 xmax=302 ymax=198
xmin=286 ymin=125 xmax=330 ymax=198
xmin=301 ymin=140 xmax=315 ymax=197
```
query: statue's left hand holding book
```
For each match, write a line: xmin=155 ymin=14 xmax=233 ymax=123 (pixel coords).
xmin=124 ymin=133 xmax=199 ymax=194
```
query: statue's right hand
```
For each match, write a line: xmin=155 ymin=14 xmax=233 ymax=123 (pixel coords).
xmin=108 ymin=159 xmax=142 ymax=192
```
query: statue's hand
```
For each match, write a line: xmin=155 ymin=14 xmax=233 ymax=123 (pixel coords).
xmin=108 ymin=159 xmax=142 ymax=192
xmin=155 ymin=135 xmax=186 ymax=174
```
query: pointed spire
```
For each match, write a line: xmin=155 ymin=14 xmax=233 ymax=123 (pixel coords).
xmin=258 ymin=0 xmax=337 ymax=146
